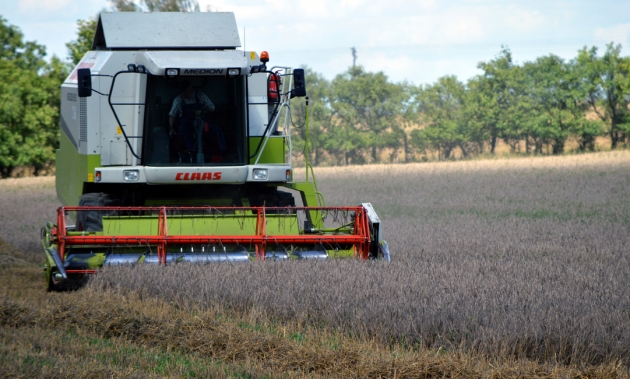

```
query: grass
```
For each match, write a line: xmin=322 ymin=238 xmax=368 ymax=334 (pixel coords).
xmin=0 ymin=326 xmax=250 ymax=378
xmin=3 ymin=281 xmax=625 ymax=378
xmin=1 ymin=151 xmax=630 ymax=377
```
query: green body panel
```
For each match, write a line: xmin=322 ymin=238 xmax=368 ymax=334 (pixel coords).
xmin=282 ymin=181 xmax=324 ymax=227
xmin=144 ymin=199 xmax=236 ymax=206
xmin=41 ymin=223 xmax=56 ymax=289
xmin=43 ymin=248 xmax=55 ymax=287
xmin=283 ymin=182 xmax=319 ymax=206
xmin=65 ymin=253 xmax=106 ymax=267
xmin=99 ymin=213 xmax=301 ymax=236
xmin=55 ymin=131 xmax=101 ymax=206
xmin=248 ymin=136 xmax=285 ymax=164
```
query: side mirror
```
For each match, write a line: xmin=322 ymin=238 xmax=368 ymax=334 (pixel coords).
xmin=77 ymin=68 xmax=92 ymax=97
xmin=291 ymin=68 xmax=306 ymax=98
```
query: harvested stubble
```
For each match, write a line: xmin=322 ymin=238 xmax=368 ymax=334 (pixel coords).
xmin=1 ymin=279 xmax=625 ymax=378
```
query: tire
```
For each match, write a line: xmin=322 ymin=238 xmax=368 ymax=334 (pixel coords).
xmin=249 ymin=189 xmax=296 ymax=208
xmin=76 ymin=193 xmax=120 ymax=232
xmin=274 ymin=191 xmax=296 ymax=207
xmin=263 ymin=190 xmax=295 ymax=214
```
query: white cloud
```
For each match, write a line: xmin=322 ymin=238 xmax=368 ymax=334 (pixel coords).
xmin=4 ymin=0 xmax=629 ymax=85
xmin=296 ymin=0 xmax=330 ymax=18
xmin=362 ymin=52 xmax=418 ymax=83
xmin=21 ymin=20 xmax=77 ymax=58
xmin=503 ymin=6 xmax=546 ymax=32
xmin=594 ymin=23 xmax=630 ymax=47
xmin=203 ymin=1 xmax=627 ymax=84
xmin=16 ymin=0 xmax=104 ymax=21
xmin=18 ymin=0 xmax=72 ymax=13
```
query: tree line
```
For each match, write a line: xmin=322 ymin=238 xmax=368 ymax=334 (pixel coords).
xmin=1 ymin=5 xmax=629 ymax=176
xmin=291 ymin=45 xmax=630 ymax=165
xmin=0 ymin=16 xmax=69 ymax=177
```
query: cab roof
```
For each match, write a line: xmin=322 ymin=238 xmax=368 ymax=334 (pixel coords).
xmin=92 ymin=12 xmax=241 ymax=50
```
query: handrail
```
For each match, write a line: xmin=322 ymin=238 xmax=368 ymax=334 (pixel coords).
xmin=252 ymin=67 xmax=293 ymax=165
xmin=107 ymin=71 xmax=148 ymax=160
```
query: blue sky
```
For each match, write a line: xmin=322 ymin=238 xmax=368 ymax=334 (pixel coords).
xmin=3 ymin=0 xmax=630 ymax=85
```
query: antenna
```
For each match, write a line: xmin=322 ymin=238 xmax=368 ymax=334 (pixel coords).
xmin=243 ymin=27 xmax=246 ymax=57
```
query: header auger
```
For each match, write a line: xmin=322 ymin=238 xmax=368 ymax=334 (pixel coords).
xmin=42 ymin=11 xmax=389 ymax=290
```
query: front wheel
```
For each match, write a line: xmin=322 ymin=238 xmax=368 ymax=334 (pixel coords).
xmin=76 ymin=193 xmax=120 ymax=232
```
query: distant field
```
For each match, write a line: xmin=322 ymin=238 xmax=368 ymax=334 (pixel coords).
xmin=1 ymin=151 xmax=629 ymax=378
xmin=0 ymin=176 xmax=58 ymax=256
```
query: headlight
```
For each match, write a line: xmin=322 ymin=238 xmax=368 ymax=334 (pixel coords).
xmin=165 ymin=68 xmax=179 ymax=78
xmin=253 ymin=169 xmax=268 ymax=180
xmin=227 ymin=68 xmax=241 ymax=77
xmin=123 ymin=170 xmax=139 ymax=182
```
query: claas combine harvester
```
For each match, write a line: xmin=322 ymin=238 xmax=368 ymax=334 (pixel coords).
xmin=41 ymin=12 xmax=389 ymax=290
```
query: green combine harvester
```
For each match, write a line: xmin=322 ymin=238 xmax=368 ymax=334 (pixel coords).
xmin=42 ymin=12 xmax=389 ymax=290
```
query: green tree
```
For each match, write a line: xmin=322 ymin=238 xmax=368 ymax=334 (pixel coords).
xmin=576 ymin=43 xmax=630 ymax=149
xmin=66 ymin=18 xmax=97 ymax=65
xmin=398 ymin=83 xmax=417 ymax=163
xmin=0 ymin=17 xmax=69 ymax=177
xmin=473 ymin=47 xmax=526 ymax=153
xmin=460 ymin=79 xmax=490 ymax=155
xmin=109 ymin=0 xmax=141 ymax=11
xmin=522 ymin=55 xmax=571 ymax=154
xmin=0 ymin=16 xmax=46 ymax=71
xmin=331 ymin=66 xmax=405 ymax=164
xmin=523 ymin=54 xmax=605 ymax=154
xmin=411 ymin=76 xmax=469 ymax=159
xmin=325 ymin=119 xmax=369 ymax=165
xmin=109 ymin=0 xmax=200 ymax=12
xmin=290 ymin=67 xmax=334 ymax=166
xmin=143 ymin=0 xmax=200 ymax=11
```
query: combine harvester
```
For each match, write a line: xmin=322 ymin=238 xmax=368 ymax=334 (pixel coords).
xmin=42 ymin=12 xmax=389 ymax=290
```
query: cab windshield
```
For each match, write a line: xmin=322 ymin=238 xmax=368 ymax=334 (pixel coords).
xmin=142 ymin=75 xmax=246 ymax=166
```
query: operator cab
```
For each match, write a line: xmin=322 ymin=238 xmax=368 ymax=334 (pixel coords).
xmin=142 ymin=75 xmax=247 ymax=166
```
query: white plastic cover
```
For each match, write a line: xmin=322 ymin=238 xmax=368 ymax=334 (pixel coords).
xmin=96 ymin=12 xmax=241 ymax=49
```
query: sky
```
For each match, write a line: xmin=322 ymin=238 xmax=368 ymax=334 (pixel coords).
xmin=3 ymin=0 xmax=630 ymax=86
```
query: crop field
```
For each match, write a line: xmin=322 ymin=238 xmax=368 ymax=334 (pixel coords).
xmin=1 ymin=151 xmax=630 ymax=378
